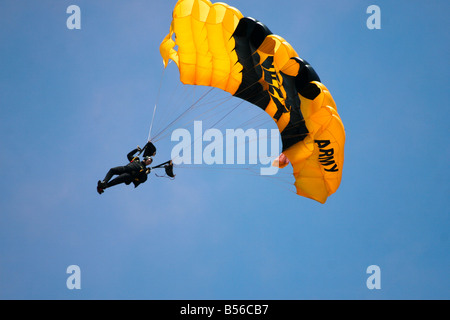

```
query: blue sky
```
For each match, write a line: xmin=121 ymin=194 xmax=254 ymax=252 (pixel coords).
xmin=0 ymin=0 xmax=448 ymax=299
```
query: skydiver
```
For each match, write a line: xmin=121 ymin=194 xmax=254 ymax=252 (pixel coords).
xmin=97 ymin=142 xmax=156 ymax=194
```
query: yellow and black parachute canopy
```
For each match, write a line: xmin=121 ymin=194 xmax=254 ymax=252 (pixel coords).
xmin=160 ymin=0 xmax=345 ymax=203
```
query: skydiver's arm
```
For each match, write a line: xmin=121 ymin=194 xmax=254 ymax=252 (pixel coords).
xmin=127 ymin=147 xmax=141 ymax=162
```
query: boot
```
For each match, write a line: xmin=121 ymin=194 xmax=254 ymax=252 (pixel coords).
xmin=97 ymin=180 xmax=105 ymax=194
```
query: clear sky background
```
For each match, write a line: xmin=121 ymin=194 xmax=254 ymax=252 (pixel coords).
xmin=0 ymin=0 xmax=448 ymax=299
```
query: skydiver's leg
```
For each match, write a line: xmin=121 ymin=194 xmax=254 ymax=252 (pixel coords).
xmin=104 ymin=173 xmax=133 ymax=189
xmin=103 ymin=166 xmax=127 ymax=183
xmin=99 ymin=166 xmax=134 ymax=192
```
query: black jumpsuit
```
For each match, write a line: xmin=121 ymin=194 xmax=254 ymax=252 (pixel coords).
xmin=103 ymin=148 xmax=149 ymax=189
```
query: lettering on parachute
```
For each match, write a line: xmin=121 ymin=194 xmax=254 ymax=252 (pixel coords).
xmin=260 ymin=56 xmax=291 ymax=121
xmin=315 ymin=140 xmax=338 ymax=172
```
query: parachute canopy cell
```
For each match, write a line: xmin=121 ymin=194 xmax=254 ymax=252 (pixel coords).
xmin=160 ymin=0 xmax=345 ymax=203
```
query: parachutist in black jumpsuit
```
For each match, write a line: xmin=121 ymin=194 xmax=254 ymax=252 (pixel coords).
xmin=97 ymin=147 xmax=153 ymax=194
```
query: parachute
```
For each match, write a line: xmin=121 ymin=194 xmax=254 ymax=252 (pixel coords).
xmin=160 ymin=0 xmax=345 ymax=203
